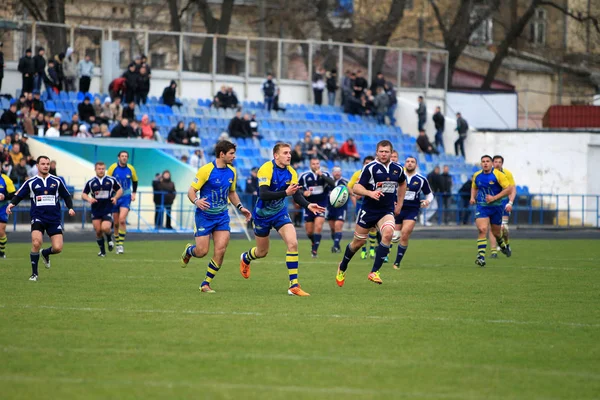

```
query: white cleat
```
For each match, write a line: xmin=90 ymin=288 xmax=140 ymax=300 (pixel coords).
xmin=41 ymin=253 xmax=51 ymax=269
xmin=29 ymin=274 xmax=38 ymax=281
xmin=108 ymin=241 xmax=115 ymax=252
xmin=98 ymin=252 xmax=106 ymax=257
xmin=116 ymin=245 xmax=124 ymax=254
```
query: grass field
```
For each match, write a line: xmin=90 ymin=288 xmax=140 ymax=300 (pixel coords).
xmin=0 ymin=237 xmax=599 ymax=400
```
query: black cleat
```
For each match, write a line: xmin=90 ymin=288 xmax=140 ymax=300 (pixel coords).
xmin=331 ymin=246 xmax=341 ymax=253
xmin=107 ymin=241 xmax=114 ymax=252
xmin=475 ymin=256 xmax=486 ymax=267
xmin=501 ymin=244 xmax=512 ymax=258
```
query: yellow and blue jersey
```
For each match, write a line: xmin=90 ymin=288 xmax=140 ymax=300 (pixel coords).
xmin=254 ymin=160 xmax=298 ymax=218
xmin=0 ymin=174 xmax=16 ymax=208
xmin=472 ymin=168 xmax=510 ymax=207
xmin=348 ymin=169 xmax=361 ymax=190
xmin=191 ymin=161 xmax=236 ymax=217
xmin=107 ymin=163 xmax=138 ymax=197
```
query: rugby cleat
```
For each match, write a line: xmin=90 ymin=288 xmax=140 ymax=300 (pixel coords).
xmin=475 ymin=256 xmax=486 ymax=267
xmin=490 ymin=252 xmax=498 ymax=259
xmin=41 ymin=252 xmax=51 ymax=269
xmin=0 ymin=251 xmax=6 ymax=259
xmin=360 ymin=250 xmax=367 ymax=259
xmin=393 ymin=263 xmax=401 ymax=270
xmin=200 ymin=284 xmax=216 ymax=293
xmin=335 ymin=265 xmax=346 ymax=287
xmin=288 ymin=285 xmax=310 ymax=296
xmin=331 ymin=246 xmax=341 ymax=253
xmin=98 ymin=252 xmax=106 ymax=257
xmin=116 ymin=245 xmax=124 ymax=254
xmin=107 ymin=241 xmax=114 ymax=252
xmin=29 ymin=274 xmax=38 ymax=281
xmin=181 ymin=243 xmax=192 ymax=268
xmin=369 ymin=248 xmax=376 ymax=259
xmin=239 ymin=254 xmax=251 ymax=279
xmin=311 ymin=250 xmax=318 ymax=258
xmin=501 ymin=244 xmax=512 ymax=258
xmin=367 ymin=271 xmax=383 ymax=284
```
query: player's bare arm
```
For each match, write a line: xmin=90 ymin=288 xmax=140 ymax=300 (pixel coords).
xmin=485 ymin=185 xmax=514 ymax=204
xmin=188 ymin=186 xmax=209 ymax=210
xmin=228 ymin=191 xmax=252 ymax=221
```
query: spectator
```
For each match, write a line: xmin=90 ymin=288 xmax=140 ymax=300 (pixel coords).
xmin=384 ymin=82 xmax=397 ymax=126
xmin=312 ymin=136 xmax=327 ymax=160
xmin=140 ymin=54 xmax=152 ymax=77
xmin=427 ymin=166 xmax=442 ymax=226
xmin=63 ymin=47 xmax=77 ymax=92
xmin=370 ymin=71 xmax=386 ymax=93
xmin=300 ymin=131 xmax=317 ymax=160
xmin=130 ymin=120 xmax=141 ymax=138
xmin=327 ymin=136 xmax=339 ymax=160
xmin=22 ymin=109 xmax=35 ymax=137
xmin=110 ymin=97 xmax=123 ymax=122
xmin=110 ymin=118 xmax=133 ymax=138
xmin=0 ymin=102 xmax=18 ymax=129
xmin=228 ymin=110 xmax=249 ymax=139
xmin=90 ymin=97 xmax=102 ymax=119
xmin=122 ymin=100 xmax=136 ymax=121
xmin=213 ymin=86 xmax=228 ymax=108
xmin=162 ymin=80 xmax=181 ymax=108
xmin=167 ymin=121 xmax=188 ymax=144
xmin=90 ymin=123 xmax=101 ymax=137
xmin=455 ymin=112 xmax=469 ymax=158
xmin=17 ymin=134 xmax=32 ymax=163
xmin=54 ymin=53 xmax=65 ymax=91
xmin=18 ymin=48 xmax=35 ymax=93
xmin=45 ymin=120 xmax=60 ymax=137
xmin=77 ymin=124 xmax=92 ymax=138
xmin=100 ymin=123 xmax=110 ymax=137
xmin=319 ymin=136 xmax=331 ymax=159
xmin=140 ymin=114 xmax=155 ymax=140
xmin=43 ymin=59 xmax=60 ymax=97
xmin=244 ymin=167 xmax=259 ymax=196
xmin=226 ymin=86 xmax=239 ymax=109
xmin=326 ymin=69 xmax=338 ymax=106
xmin=17 ymin=94 xmax=27 ymax=109
xmin=262 ymin=73 xmax=277 ymax=111
xmin=341 ymin=70 xmax=353 ymax=107
xmin=312 ymin=67 xmax=325 ymax=106
xmin=122 ymin=63 xmax=137 ymax=103
xmin=153 ymin=170 xmax=176 ymax=229
xmin=149 ymin=121 xmax=160 ymax=140
xmin=108 ymin=76 xmax=126 ymax=101
xmin=1 ymin=160 xmax=11 ymax=179
xmin=33 ymin=47 xmax=46 ymax=92
xmin=49 ymin=160 xmax=57 ymax=176
xmin=291 ymin=143 xmax=303 ymax=167
xmin=440 ymin=165 xmax=453 ymax=224
xmin=10 ymin=158 xmax=28 ymax=184
xmin=68 ymin=123 xmax=79 ymax=137
xmin=135 ymin=66 xmax=150 ymax=105
xmin=433 ymin=106 xmax=445 ymax=152
xmin=59 ymin=122 xmax=70 ymax=136
xmin=416 ymin=96 xmax=426 ymax=131
xmin=273 ymin=88 xmax=285 ymax=112
xmin=353 ymin=69 xmax=368 ymax=98
xmin=338 ymin=138 xmax=360 ymax=161
xmin=34 ymin=112 xmax=47 ymax=136
xmin=362 ymin=89 xmax=375 ymax=116
xmin=0 ymin=41 xmax=4 ymax=93
xmin=458 ymin=178 xmax=473 ymax=225
xmin=31 ymin=91 xmax=45 ymax=114
xmin=344 ymin=90 xmax=362 ymax=115
xmin=373 ymin=87 xmax=389 ymax=125
xmin=189 ymin=148 xmax=206 ymax=169
xmin=78 ymin=96 xmax=96 ymax=123
xmin=248 ymin=113 xmax=260 ymax=139
xmin=133 ymin=55 xmax=142 ymax=72
xmin=100 ymin=97 xmax=113 ymax=122
xmin=9 ymin=143 xmax=23 ymax=165
xmin=78 ymin=54 xmax=94 ymax=93
xmin=417 ymin=130 xmax=439 ymax=155
xmin=187 ymin=122 xmax=199 ymax=145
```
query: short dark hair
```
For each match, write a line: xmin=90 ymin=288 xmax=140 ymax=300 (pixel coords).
xmin=118 ymin=151 xmax=129 ymax=158
xmin=95 ymin=162 xmax=105 ymax=168
xmin=363 ymin=156 xmax=375 ymax=163
xmin=418 ymin=96 xmax=424 ymax=100
xmin=215 ymin=140 xmax=237 ymax=158
xmin=406 ymin=156 xmax=418 ymax=164
xmin=391 ymin=150 xmax=398 ymax=155
xmin=493 ymin=155 xmax=504 ymax=163
xmin=481 ymin=155 xmax=493 ymax=162
xmin=273 ymin=142 xmax=291 ymax=155
xmin=36 ymin=155 xmax=50 ymax=164
xmin=376 ymin=140 xmax=393 ymax=151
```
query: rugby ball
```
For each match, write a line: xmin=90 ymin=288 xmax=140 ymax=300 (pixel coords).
xmin=329 ymin=186 xmax=349 ymax=208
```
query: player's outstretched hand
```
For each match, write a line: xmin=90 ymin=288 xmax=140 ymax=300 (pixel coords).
xmin=240 ymin=207 xmax=252 ymax=222
xmin=68 ymin=209 xmax=76 ymax=217
xmin=369 ymin=190 xmax=384 ymax=201
xmin=420 ymin=200 xmax=430 ymax=208
xmin=307 ymin=203 xmax=326 ymax=214
xmin=485 ymin=194 xmax=495 ymax=203
xmin=285 ymin=184 xmax=301 ymax=196
xmin=6 ymin=203 xmax=13 ymax=215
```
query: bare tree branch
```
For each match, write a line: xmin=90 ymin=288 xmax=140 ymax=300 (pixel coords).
xmin=540 ymin=0 xmax=600 ymax=34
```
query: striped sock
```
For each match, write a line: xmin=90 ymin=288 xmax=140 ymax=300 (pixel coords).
xmin=242 ymin=247 xmax=258 ymax=264
xmin=286 ymin=251 xmax=299 ymax=288
xmin=368 ymin=231 xmax=378 ymax=250
xmin=114 ymin=231 xmax=120 ymax=246
xmin=201 ymin=259 xmax=220 ymax=286
xmin=477 ymin=239 xmax=487 ymax=258
xmin=186 ymin=245 xmax=200 ymax=258
xmin=0 ymin=235 xmax=7 ymax=253
xmin=119 ymin=230 xmax=126 ymax=245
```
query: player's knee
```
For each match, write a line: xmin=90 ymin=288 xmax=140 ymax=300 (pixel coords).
xmin=286 ymin=240 xmax=298 ymax=253
xmin=52 ymin=244 xmax=63 ymax=254
xmin=194 ymin=246 xmax=208 ymax=258
xmin=31 ymin=239 xmax=42 ymax=251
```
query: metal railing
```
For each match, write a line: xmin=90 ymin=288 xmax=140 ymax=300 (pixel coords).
xmin=6 ymin=191 xmax=600 ymax=232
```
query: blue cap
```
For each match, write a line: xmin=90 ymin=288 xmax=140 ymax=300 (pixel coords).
xmin=9 ymin=99 xmax=16 ymax=106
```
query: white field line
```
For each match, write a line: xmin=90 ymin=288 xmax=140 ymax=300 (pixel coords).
xmin=1 ymin=304 xmax=599 ymax=329
xmin=2 ymin=345 xmax=599 ymax=381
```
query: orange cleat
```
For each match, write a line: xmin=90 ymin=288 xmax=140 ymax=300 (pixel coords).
xmin=335 ymin=265 xmax=346 ymax=287
xmin=287 ymin=285 xmax=310 ymax=296
xmin=240 ymin=253 xmax=251 ymax=279
xmin=368 ymin=271 xmax=383 ymax=285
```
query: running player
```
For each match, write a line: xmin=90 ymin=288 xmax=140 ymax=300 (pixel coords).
xmin=180 ymin=140 xmax=251 ymax=293
xmin=489 ymin=155 xmax=516 ymax=258
xmin=348 ymin=155 xmax=375 ymax=259
xmin=470 ymin=155 xmax=513 ymax=267
xmin=0 ymin=173 xmax=16 ymax=258
xmin=82 ymin=162 xmax=123 ymax=257
xmin=107 ymin=151 xmax=138 ymax=254
xmin=239 ymin=143 xmax=325 ymax=296
xmin=7 ymin=156 xmax=76 ymax=281
xmin=327 ymin=166 xmax=349 ymax=253
xmin=336 ymin=140 xmax=407 ymax=286
xmin=298 ymin=158 xmax=335 ymax=257
xmin=392 ymin=156 xmax=433 ymax=269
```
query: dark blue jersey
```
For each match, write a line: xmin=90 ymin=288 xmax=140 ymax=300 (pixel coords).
xmin=358 ymin=160 xmax=406 ymax=213
xmin=402 ymin=173 xmax=432 ymax=210
xmin=83 ymin=175 xmax=122 ymax=216
xmin=298 ymin=170 xmax=333 ymax=206
xmin=14 ymin=175 xmax=71 ymax=223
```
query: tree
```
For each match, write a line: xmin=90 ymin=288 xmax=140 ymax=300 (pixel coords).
xmin=194 ymin=0 xmax=235 ymax=73
xmin=429 ymin=0 xmax=500 ymax=88
xmin=21 ymin=0 xmax=67 ymax=56
xmin=167 ymin=0 xmax=194 ymax=71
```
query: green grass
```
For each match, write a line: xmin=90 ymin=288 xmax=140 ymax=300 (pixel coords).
xmin=1 ymin=238 xmax=599 ymax=400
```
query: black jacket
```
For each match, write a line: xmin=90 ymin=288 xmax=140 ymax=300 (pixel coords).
xmin=78 ymin=102 xmax=96 ymax=122
xmin=326 ymin=74 xmax=338 ymax=92
xmin=353 ymin=77 xmax=368 ymax=97
xmin=262 ymin=79 xmax=276 ymax=97
xmin=123 ymin=70 xmax=138 ymax=92
xmin=215 ymin=91 xmax=227 ymax=108
xmin=440 ymin=173 xmax=452 ymax=194
xmin=10 ymin=164 xmax=28 ymax=183
xmin=433 ymin=111 xmax=445 ymax=130
xmin=459 ymin=179 xmax=472 ymax=200
xmin=32 ymin=98 xmax=45 ymax=114
xmin=136 ymin=74 xmax=150 ymax=96
xmin=167 ymin=126 xmax=187 ymax=144
xmin=162 ymin=81 xmax=177 ymax=106
xmin=427 ymin=172 xmax=443 ymax=193
xmin=122 ymin=105 xmax=135 ymax=121
xmin=153 ymin=179 xmax=176 ymax=205
xmin=417 ymin=135 xmax=434 ymax=154
xmin=244 ymin=175 xmax=259 ymax=195
xmin=370 ymin=77 xmax=386 ymax=93
xmin=417 ymin=103 xmax=427 ymax=123
xmin=0 ymin=110 xmax=17 ymax=126
xmin=0 ymin=51 xmax=4 ymax=77
xmin=228 ymin=117 xmax=250 ymax=139
xmin=457 ymin=117 xmax=469 ymax=134
xmin=18 ymin=55 xmax=35 ymax=75
xmin=33 ymin=54 xmax=46 ymax=75
xmin=110 ymin=124 xmax=134 ymax=138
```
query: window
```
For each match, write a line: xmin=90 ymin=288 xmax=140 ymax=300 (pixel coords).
xmin=529 ymin=8 xmax=546 ymax=45
xmin=405 ymin=0 xmax=414 ymax=10
xmin=469 ymin=6 xmax=493 ymax=45
xmin=151 ymin=53 xmax=166 ymax=69
xmin=112 ymin=7 xmax=117 ymax=14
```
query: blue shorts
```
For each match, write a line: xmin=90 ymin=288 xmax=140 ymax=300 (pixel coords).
xmin=194 ymin=212 xmax=230 ymax=237
xmin=31 ymin=219 xmax=63 ymax=237
xmin=327 ymin=206 xmax=347 ymax=222
xmin=475 ymin=205 xmax=503 ymax=226
xmin=395 ymin=208 xmax=419 ymax=224
xmin=356 ymin=208 xmax=394 ymax=229
xmin=253 ymin=210 xmax=292 ymax=237
xmin=112 ymin=196 xmax=132 ymax=213
xmin=91 ymin=212 xmax=113 ymax=222
xmin=0 ymin=205 xmax=7 ymax=224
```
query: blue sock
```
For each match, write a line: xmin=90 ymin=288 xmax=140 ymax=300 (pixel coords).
xmin=186 ymin=245 xmax=200 ymax=258
xmin=394 ymin=244 xmax=408 ymax=266
xmin=333 ymin=232 xmax=342 ymax=249
xmin=42 ymin=247 xmax=53 ymax=259
xmin=339 ymin=243 xmax=357 ymax=272
xmin=30 ymin=252 xmax=39 ymax=275
xmin=312 ymin=234 xmax=321 ymax=253
xmin=97 ymin=237 xmax=105 ymax=254
xmin=307 ymin=233 xmax=314 ymax=244
xmin=371 ymin=243 xmax=391 ymax=273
